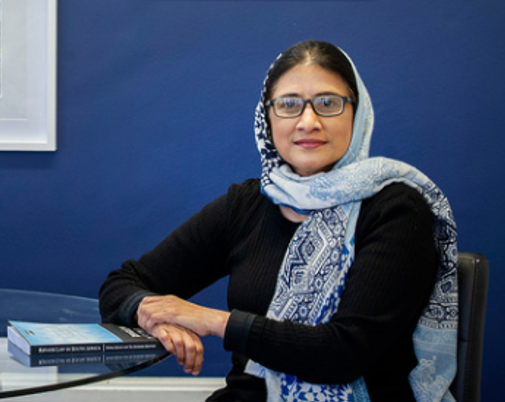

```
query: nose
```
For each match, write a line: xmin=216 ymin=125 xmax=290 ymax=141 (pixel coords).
xmin=296 ymin=102 xmax=322 ymax=132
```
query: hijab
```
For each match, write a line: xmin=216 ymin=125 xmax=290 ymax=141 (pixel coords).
xmin=246 ymin=43 xmax=459 ymax=402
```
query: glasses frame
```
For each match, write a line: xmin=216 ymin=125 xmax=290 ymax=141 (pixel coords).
xmin=265 ymin=95 xmax=354 ymax=118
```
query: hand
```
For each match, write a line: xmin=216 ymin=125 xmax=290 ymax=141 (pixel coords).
xmin=150 ymin=323 xmax=204 ymax=376
xmin=137 ymin=295 xmax=230 ymax=339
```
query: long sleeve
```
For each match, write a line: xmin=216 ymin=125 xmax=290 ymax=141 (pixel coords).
xmin=99 ymin=192 xmax=232 ymax=325
xmin=223 ymin=184 xmax=438 ymax=386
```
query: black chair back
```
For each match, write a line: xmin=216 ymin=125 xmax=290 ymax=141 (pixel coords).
xmin=450 ymin=252 xmax=489 ymax=402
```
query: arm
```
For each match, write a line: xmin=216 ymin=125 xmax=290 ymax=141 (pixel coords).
xmin=98 ymin=192 xmax=232 ymax=374
xmin=98 ymin=192 xmax=231 ymax=326
xmin=224 ymin=184 xmax=439 ymax=384
xmin=99 ymin=179 xmax=265 ymax=375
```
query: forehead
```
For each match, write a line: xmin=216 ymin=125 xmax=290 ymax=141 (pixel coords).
xmin=271 ymin=64 xmax=350 ymax=98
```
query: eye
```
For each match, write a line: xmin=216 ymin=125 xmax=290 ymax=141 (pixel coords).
xmin=279 ymin=97 xmax=302 ymax=109
xmin=314 ymin=95 xmax=343 ymax=114
xmin=318 ymin=96 xmax=338 ymax=107
xmin=270 ymin=97 xmax=304 ymax=117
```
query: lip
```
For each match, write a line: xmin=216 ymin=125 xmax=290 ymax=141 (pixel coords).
xmin=294 ymin=139 xmax=326 ymax=149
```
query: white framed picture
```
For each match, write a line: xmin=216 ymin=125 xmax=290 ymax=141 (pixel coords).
xmin=0 ymin=0 xmax=57 ymax=151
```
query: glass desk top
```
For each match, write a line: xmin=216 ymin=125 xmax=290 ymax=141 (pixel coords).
xmin=0 ymin=288 xmax=170 ymax=399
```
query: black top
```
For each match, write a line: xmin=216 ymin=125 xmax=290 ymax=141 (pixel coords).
xmin=99 ymin=179 xmax=438 ymax=402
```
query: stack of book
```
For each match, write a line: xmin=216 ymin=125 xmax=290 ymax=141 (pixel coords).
xmin=7 ymin=320 xmax=166 ymax=367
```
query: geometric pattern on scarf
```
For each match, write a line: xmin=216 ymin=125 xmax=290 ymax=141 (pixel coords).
xmin=246 ymin=46 xmax=458 ymax=402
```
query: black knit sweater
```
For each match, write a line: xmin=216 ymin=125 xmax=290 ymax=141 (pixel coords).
xmin=99 ymin=179 xmax=438 ymax=402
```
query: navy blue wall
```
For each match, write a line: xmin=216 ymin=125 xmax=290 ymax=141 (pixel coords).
xmin=1 ymin=0 xmax=504 ymax=397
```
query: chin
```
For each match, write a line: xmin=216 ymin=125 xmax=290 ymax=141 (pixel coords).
xmin=294 ymin=163 xmax=337 ymax=177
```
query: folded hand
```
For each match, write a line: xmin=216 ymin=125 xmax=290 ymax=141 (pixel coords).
xmin=150 ymin=323 xmax=204 ymax=376
xmin=137 ymin=295 xmax=230 ymax=339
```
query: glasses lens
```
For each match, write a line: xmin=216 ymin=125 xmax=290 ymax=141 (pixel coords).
xmin=274 ymin=97 xmax=304 ymax=117
xmin=313 ymin=96 xmax=344 ymax=116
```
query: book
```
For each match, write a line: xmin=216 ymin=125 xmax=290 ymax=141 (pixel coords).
xmin=7 ymin=320 xmax=165 ymax=356
xmin=8 ymin=341 xmax=162 ymax=368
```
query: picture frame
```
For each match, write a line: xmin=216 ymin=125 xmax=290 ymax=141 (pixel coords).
xmin=0 ymin=0 xmax=57 ymax=151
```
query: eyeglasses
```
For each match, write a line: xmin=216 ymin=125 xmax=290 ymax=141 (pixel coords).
xmin=265 ymin=95 xmax=354 ymax=118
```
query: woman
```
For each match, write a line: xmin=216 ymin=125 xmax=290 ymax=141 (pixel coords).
xmin=99 ymin=41 xmax=458 ymax=402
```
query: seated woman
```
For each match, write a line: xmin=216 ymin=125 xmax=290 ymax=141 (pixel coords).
xmin=99 ymin=40 xmax=458 ymax=402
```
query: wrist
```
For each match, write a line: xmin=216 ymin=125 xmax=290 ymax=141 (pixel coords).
xmin=210 ymin=310 xmax=230 ymax=338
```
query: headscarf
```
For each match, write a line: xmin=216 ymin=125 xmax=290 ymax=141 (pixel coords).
xmin=246 ymin=44 xmax=459 ymax=402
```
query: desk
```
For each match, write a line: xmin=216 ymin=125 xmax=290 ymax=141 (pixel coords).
xmin=0 ymin=289 xmax=170 ymax=399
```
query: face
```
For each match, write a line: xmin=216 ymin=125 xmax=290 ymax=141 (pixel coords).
xmin=268 ymin=64 xmax=354 ymax=177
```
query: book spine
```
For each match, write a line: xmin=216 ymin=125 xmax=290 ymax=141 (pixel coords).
xmin=103 ymin=342 xmax=163 ymax=352
xmin=31 ymin=354 xmax=105 ymax=367
xmin=31 ymin=341 xmax=163 ymax=354
xmin=32 ymin=343 xmax=105 ymax=355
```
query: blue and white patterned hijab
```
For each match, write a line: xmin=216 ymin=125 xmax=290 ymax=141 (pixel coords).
xmin=246 ymin=46 xmax=459 ymax=402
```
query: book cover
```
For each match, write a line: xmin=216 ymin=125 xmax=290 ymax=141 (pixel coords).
xmin=8 ymin=341 xmax=162 ymax=368
xmin=7 ymin=320 xmax=164 ymax=356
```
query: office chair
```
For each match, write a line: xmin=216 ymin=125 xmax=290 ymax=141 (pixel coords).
xmin=449 ymin=252 xmax=489 ymax=402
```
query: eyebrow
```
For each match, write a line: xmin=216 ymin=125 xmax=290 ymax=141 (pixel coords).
xmin=275 ymin=91 xmax=347 ymax=98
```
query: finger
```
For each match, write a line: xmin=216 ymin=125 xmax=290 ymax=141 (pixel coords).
xmin=150 ymin=325 xmax=175 ymax=354
xmin=167 ymin=327 xmax=187 ymax=367
xmin=180 ymin=330 xmax=198 ymax=374
xmin=170 ymin=327 xmax=203 ymax=375
xmin=180 ymin=330 xmax=204 ymax=375
xmin=189 ymin=332 xmax=204 ymax=375
xmin=151 ymin=324 xmax=204 ymax=375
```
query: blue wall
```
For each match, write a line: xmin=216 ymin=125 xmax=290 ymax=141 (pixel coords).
xmin=1 ymin=0 xmax=504 ymax=397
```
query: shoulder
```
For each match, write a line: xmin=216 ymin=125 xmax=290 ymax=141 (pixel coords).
xmin=222 ymin=178 xmax=269 ymax=225
xmin=227 ymin=178 xmax=261 ymax=198
xmin=356 ymin=183 xmax=435 ymax=246
xmin=225 ymin=178 xmax=265 ymax=211
xmin=360 ymin=182 xmax=431 ymax=219
xmin=198 ymin=178 xmax=261 ymax=216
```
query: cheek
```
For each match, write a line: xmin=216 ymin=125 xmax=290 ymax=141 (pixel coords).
xmin=344 ymin=125 xmax=353 ymax=146
xmin=270 ymin=128 xmax=284 ymax=153
xmin=334 ymin=118 xmax=354 ymax=147
xmin=270 ymin=118 xmax=293 ymax=146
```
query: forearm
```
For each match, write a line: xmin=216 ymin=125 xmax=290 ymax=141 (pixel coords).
xmin=225 ymin=311 xmax=364 ymax=384
xmin=99 ymin=193 xmax=231 ymax=325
